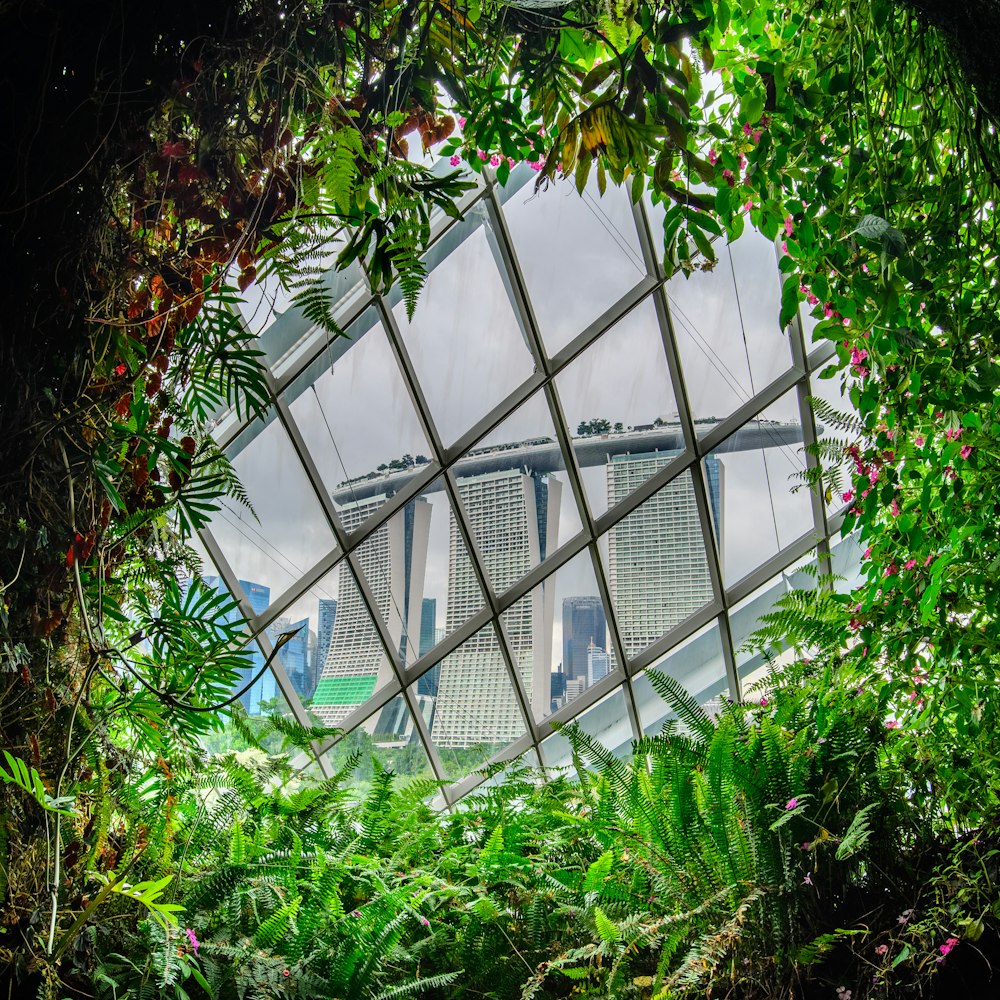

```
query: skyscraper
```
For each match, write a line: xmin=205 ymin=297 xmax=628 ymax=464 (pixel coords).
xmin=201 ymin=577 xmax=274 ymax=715
xmin=416 ymin=597 xmax=439 ymax=696
xmin=270 ymin=615 xmax=311 ymax=699
xmin=562 ymin=596 xmax=607 ymax=683
xmin=586 ymin=641 xmax=611 ymax=686
xmin=430 ymin=469 xmax=561 ymax=748
xmin=315 ymin=598 xmax=337 ymax=684
xmin=312 ymin=494 xmax=431 ymax=726
xmin=606 ymin=453 xmax=723 ymax=658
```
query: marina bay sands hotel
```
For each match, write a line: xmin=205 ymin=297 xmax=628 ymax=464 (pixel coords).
xmin=311 ymin=421 xmax=801 ymax=746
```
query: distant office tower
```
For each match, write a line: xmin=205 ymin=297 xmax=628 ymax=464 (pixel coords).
xmin=416 ymin=598 xmax=439 ymax=697
xmin=312 ymin=494 xmax=431 ymax=726
xmin=431 ymin=469 xmax=561 ymax=748
xmin=606 ymin=453 xmax=723 ymax=658
xmin=586 ymin=642 xmax=611 ymax=686
xmin=562 ymin=596 xmax=607 ymax=683
xmin=270 ymin=615 xmax=311 ymax=699
xmin=202 ymin=577 xmax=275 ymax=715
xmin=315 ymin=599 xmax=337 ymax=683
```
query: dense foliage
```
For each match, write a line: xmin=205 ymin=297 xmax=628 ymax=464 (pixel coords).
xmin=1 ymin=0 xmax=999 ymax=996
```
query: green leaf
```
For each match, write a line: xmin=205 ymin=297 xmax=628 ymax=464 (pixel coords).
xmin=853 ymin=214 xmax=889 ymax=239
xmin=593 ymin=906 xmax=620 ymax=942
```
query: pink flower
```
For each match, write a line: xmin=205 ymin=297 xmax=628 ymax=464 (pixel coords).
xmin=945 ymin=428 xmax=962 ymax=442
xmin=490 ymin=153 xmax=500 ymax=167
xmin=850 ymin=347 xmax=868 ymax=365
xmin=890 ymin=498 xmax=901 ymax=517
xmin=939 ymin=936 xmax=959 ymax=956
xmin=806 ymin=291 xmax=819 ymax=306
xmin=449 ymin=154 xmax=460 ymax=166
xmin=781 ymin=241 xmax=788 ymax=254
xmin=282 ymin=970 xmax=290 ymax=977
xmin=869 ymin=467 xmax=879 ymax=486
xmin=419 ymin=915 xmax=430 ymax=926
xmin=185 ymin=928 xmax=199 ymax=956
xmin=884 ymin=562 xmax=897 ymax=577
xmin=784 ymin=216 xmax=794 ymax=237
xmin=743 ymin=121 xmax=753 ymax=137
xmin=746 ymin=64 xmax=756 ymax=74
xmin=785 ymin=798 xmax=799 ymax=810
xmin=824 ymin=302 xmax=834 ymax=319
xmin=904 ymin=559 xmax=916 ymax=570
xmin=708 ymin=148 xmax=719 ymax=165
xmin=960 ymin=444 xmax=972 ymax=459
xmin=507 ymin=157 xmax=515 ymax=168
xmin=457 ymin=116 xmax=467 ymax=128
xmin=722 ymin=168 xmax=735 ymax=186
xmin=914 ymin=435 xmax=924 ymax=447
xmin=842 ymin=489 xmax=855 ymax=503
xmin=752 ymin=129 xmax=762 ymax=142
xmin=876 ymin=944 xmax=889 ymax=956
xmin=885 ymin=719 xmax=901 ymax=729
xmin=802 ymin=871 xmax=813 ymax=885
xmin=760 ymin=697 xmax=769 ymax=707
xmin=477 ymin=150 xmax=488 ymax=161
xmin=863 ymin=546 xmax=872 ymax=559
xmin=528 ymin=159 xmax=544 ymax=172
xmin=743 ymin=199 xmax=754 ymax=212
xmin=114 ymin=363 xmax=127 ymax=377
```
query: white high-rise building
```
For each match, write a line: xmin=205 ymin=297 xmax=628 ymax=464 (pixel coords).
xmin=430 ymin=469 xmax=561 ymax=748
xmin=312 ymin=493 xmax=431 ymax=726
xmin=607 ymin=453 xmax=723 ymax=658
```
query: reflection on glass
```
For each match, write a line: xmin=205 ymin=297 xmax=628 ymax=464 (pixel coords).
xmin=287 ymin=306 xmax=434 ymax=538
xmin=502 ymin=174 xmax=646 ymax=356
xmin=668 ymin=228 xmax=793 ymax=429
xmin=707 ymin=388 xmax=814 ymax=588
xmin=393 ymin=209 xmax=535 ymax=446
xmin=632 ymin=622 xmax=729 ymax=735
xmin=501 ymin=548 xmax=613 ymax=723
xmin=599 ymin=469 xmax=714 ymax=660
xmin=555 ymin=296 xmax=682 ymax=519
xmin=464 ymin=386 xmax=584 ymax=584
xmin=539 ymin=688 xmax=632 ymax=774
xmin=423 ymin=623 xmax=527 ymax=780
xmin=212 ymin=413 xmax=336 ymax=603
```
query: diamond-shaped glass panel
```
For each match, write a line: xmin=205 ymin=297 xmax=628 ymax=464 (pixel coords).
xmin=308 ymin=561 xmax=398 ymax=729
xmin=422 ymin=623 xmax=528 ymax=780
xmin=211 ymin=412 xmax=336 ymax=603
xmin=706 ymin=388 xmax=815 ymax=589
xmin=554 ymin=296 xmax=682 ymax=519
xmin=539 ymin=688 xmax=633 ymax=774
xmin=500 ymin=549 xmax=613 ymax=723
xmin=393 ymin=207 xmax=536 ymax=446
xmin=351 ymin=477 xmax=486 ymax=669
xmin=287 ymin=306 xmax=435 ymax=538
xmin=632 ymin=622 xmax=730 ymax=736
xmin=667 ymin=228 xmax=794 ymax=430
xmin=729 ymin=553 xmax=817 ymax=688
xmin=459 ymin=388 xmax=583 ymax=594
xmin=599 ymin=468 xmax=714 ymax=661
xmin=502 ymin=173 xmax=647 ymax=357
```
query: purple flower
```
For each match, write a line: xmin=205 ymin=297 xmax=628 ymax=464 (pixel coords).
xmin=785 ymin=798 xmax=798 ymax=810
xmin=449 ymin=154 xmax=460 ymax=167
xmin=185 ymin=927 xmax=200 ymax=956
